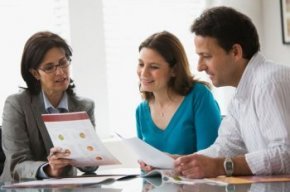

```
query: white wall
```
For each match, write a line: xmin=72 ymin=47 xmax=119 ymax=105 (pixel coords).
xmin=68 ymin=0 xmax=110 ymax=138
xmin=262 ymin=0 xmax=290 ymax=66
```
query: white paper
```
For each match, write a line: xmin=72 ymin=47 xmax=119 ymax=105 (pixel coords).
xmin=142 ymin=169 xmax=227 ymax=186
xmin=42 ymin=111 xmax=120 ymax=167
xmin=3 ymin=176 xmax=124 ymax=188
xmin=121 ymin=137 xmax=174 ymax=169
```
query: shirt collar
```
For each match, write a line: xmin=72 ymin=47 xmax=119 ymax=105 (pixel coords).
xmin=42 ymin=90 xmax=69 ymax=113
xmin=235 ymin=52 xmax=266 ymax=101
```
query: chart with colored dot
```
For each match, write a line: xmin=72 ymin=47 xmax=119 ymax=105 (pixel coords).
xmin=42 ymin=111 xmax=120 ymax=167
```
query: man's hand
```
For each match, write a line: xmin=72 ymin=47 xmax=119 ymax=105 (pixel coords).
xmin=174 ymin=154 xmax=224 ymax=178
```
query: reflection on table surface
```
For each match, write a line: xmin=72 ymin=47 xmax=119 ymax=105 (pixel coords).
xmin=2 ymin=177 xmax=290 ymax=192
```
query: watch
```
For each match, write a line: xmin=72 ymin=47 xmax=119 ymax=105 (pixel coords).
xmin=223 ymin=157 xmax=234 ymax=177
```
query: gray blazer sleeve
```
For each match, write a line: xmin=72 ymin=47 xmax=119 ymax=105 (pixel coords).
xmin=1 ymin=92 xmax=50 ymax=181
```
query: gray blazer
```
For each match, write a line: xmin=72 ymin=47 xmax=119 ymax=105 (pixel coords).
xmin=1 ymin=90 xmax=95 ymax=181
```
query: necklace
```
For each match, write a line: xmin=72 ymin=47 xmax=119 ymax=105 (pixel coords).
xmin=155 ymin=101 xmax=173 ymax=118
xmin=161 ymin=111 xmax=165 ymax=118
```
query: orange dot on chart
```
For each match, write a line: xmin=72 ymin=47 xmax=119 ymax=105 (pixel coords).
xmin=96 ymin=156 xmax=103 ymax=160
xmin=80 ymin=132 xmax=86 ymax=139
xmin=87 ymin=146 xmax=94 ymax=151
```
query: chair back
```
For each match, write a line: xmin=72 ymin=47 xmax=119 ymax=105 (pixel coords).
xmin=0 ymin=126 xmax=5 ymax=175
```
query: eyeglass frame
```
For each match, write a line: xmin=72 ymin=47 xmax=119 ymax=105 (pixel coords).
xmin=38 ymin=58 xmax=71 ymax=74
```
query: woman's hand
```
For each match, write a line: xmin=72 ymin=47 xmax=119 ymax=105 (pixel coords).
xmin=45 ymin=147 xmax=72 ymax=177
xmin=138 ymin=153 xmax=176 ymax=172
xmin=138 ymin=160 xmax=155 ymax=172
xmin=167 ymin=153 xmax=181 ymax=160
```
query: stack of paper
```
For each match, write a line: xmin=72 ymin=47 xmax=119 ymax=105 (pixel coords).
xmin=2 ymin=176 xmax=124 ymax=189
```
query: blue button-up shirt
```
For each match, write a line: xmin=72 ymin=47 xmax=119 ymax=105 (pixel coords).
xmin=38 ymin=90 xmax=69 ymax=179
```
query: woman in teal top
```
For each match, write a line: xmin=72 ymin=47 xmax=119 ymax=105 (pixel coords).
xmin=136 ymin=31 xmax=221 ymax=156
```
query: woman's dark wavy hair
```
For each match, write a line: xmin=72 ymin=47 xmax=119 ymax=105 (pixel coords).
xmin=191 ymin=6 xmax=260 ymax=59
xmin=21 ymin=31 xmax=75 ymax=95
xmin=138 ymin=31 xmax=209 ymax=101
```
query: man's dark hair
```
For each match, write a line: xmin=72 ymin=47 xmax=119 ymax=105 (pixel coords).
xmin=191 ymin=6 xmax=260 ymax=59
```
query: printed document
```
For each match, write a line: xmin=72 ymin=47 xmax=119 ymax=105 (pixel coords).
xmin=2 ymin=176 xmax=124 ymax=188
xmin=42 ymin=111 xmax=120 ymax=167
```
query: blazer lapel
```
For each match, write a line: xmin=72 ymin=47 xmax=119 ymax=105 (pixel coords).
xmin=68 ymin=95 xmax=79 ymax=112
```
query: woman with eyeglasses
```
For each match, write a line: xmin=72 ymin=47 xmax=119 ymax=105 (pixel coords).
xmin=1 ymin=31 xmax=97 ymax=181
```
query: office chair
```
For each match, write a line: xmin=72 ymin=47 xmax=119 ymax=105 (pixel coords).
xmin=0 ymin=126 xmax=5 ymax=175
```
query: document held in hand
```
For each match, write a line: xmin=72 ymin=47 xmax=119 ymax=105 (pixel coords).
xmin=42 ymin=111 xmax=120 ymax=167
xmin=117 ymin=135 xmax=174 ymax=169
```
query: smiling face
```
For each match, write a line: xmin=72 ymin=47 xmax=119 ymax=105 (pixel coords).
xmin=137 ymin=48 xmax=175 ymax=94
xmin=30 ymin=47 xmax=70 ymax=96
xmin=194 ymin=35 xmax=245 ymax=87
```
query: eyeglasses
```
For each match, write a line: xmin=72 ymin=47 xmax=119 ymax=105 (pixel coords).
xmin=38 ymin=58 xmax=71 ymax=74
